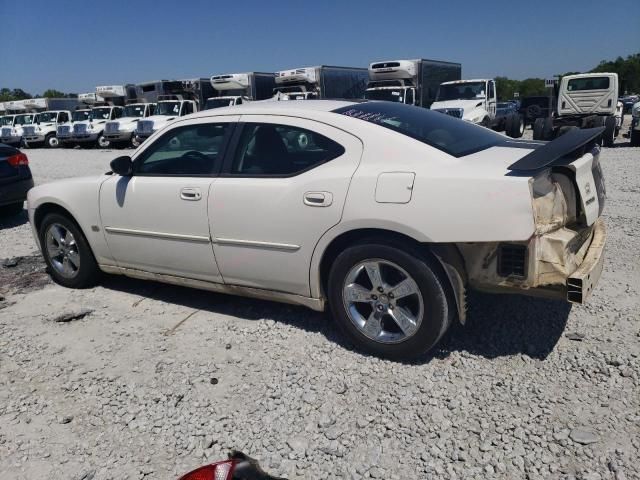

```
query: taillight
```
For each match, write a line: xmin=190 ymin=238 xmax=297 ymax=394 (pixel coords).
xmin=178 ymin=460 xmax=235 ymax=480
xmin=7 ymin=152 xmax=29 ymax=167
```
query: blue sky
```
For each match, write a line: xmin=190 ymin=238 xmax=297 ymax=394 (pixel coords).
xmin=1 ymin=0 xmax=638 ymax=94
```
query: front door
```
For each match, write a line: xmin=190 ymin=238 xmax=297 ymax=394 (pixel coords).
xmin=99 ymin=116 xmax=238 ymax=282
xmin=209 ymin=115 xmax=363 ymax=296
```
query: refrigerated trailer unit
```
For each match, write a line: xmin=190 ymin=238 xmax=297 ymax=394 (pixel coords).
xmin=135 ymin=79 xmax=214 ymax=110
xmin=95 ymin=84 xmax=137 ymax=106
xmin=205 ymin=72 xmax=276 ymax=109
xmin=274 ymin=66 xmax=369 ymax=100
xmin=364 ymin=59 xmax=461 ymax=108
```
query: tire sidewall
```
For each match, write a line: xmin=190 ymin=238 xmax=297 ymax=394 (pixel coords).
xmin=46 ymin=133 xmax=59 ymax=148
xmin=39 ymin=213 xmax=99 ymax=288
xmin=328 ymin=243 xmax=451 ymax=360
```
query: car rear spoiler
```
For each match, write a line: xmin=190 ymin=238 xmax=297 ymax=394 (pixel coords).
xmin=507 ymin=127 xmax=604 ymax=172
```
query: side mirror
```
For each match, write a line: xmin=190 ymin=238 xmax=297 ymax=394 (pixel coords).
xmin=110 ymin=155 xmax=133 ymax=176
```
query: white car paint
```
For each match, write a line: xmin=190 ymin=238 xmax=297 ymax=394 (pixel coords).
xmin=27 ymin=100 xmax=606 ymax=317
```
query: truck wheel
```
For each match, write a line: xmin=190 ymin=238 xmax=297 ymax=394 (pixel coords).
xmin=631 ymin=129 xmax=640 ymax=147
xmin=131 ymin=134 xmax=141 ymax=148
xmin=45 ymin=133 xmax=59 ymax=148
xmin=506 ymin=114 xmax=524 ymax=138
xmin=533 ymin=118 xmax=545 ymax=140
xmin=542 ymin=118 xmax=554 ymax=140
xmin=602 ymin=116 xmax=616 ymax=147
xmin=328 ymin=242 xmax=454 ymax=360
xmin=97 ymin=135 xmax=110 ymax=149
xmin=480 ymin=117 xmax=490 ymax=128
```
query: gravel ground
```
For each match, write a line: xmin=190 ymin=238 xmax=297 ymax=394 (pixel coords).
xmin=1 ymin=122 xmax=639 ymax=480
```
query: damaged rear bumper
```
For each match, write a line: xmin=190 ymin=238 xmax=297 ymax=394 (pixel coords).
xmin=566 ymin=218 xmax=605 ymax=303
xmin=459 ymin=218 xmax=606 ymax=304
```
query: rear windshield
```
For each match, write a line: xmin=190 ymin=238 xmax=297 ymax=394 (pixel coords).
xmin=567 ymin=77 xmax=610 ymax=91
xmin=332 ymin=101 xmax=503 ymax=157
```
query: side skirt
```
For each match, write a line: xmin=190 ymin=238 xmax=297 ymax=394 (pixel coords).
xmin=99 ymin=265 xmax=326 ymax=312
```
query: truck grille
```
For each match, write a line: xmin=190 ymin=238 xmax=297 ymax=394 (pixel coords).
xmin=105 ymin=122 xmax=119 ymax=134
xmin=497 ymin=244 xmax=527 ymax=278
xmin=73 ymin=124 xmax=87 ymax=134
xmin=22 ymin=126 xmax=36 ymax=136
xmin=137 ymin=120 xmax=153 ymax=133
xmin=58 ymin=125 xmax=71 ymax=136
xmin=1 ymin=127 xmax=13 ymax=137
xmin=433 ymin=108 xmax=463 ymax=119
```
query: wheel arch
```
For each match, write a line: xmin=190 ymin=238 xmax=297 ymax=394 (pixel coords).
xmin=313 ymin=227 xmax=468 ymax=323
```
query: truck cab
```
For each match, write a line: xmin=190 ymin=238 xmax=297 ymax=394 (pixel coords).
xmin=104 ymin=102 xmax=155 ymax=147
xmin=22 ymin=110 xmax=72 ymax=148
xmin=57 ymin=109 xmax=90 ymax=147
xmin=72 ymin=105 xmax=124 ymax=148
xmin=534 ymin=73 xmax=621 ymax=147
xmin=135 ymin=96 xmax=196 ymax=142
xmin=0 ymin=112 xmax=37 ymax=147
xmin=364 ymin=60 xmax=419 ymax=105
xmin=431 ymin=79 xmax=497 ymax=123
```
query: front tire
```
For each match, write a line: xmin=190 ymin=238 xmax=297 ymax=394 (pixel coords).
xmin=130 ymin=134 xmax=141 ymax=148
xmin=39 ymin=213 xmax=100 ymax=288
xmin=603 ymin=116 xmax=616 ymax=147
xmin=45 ymin=133 xmax=59 ymax=148
xmin=97 ymin=134 xmax=110 ymax=149
xmin=328 ymin=242 xmax=453 ymax=360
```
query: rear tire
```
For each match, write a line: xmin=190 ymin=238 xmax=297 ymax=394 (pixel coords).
xmin=631 ymin=129 xmax=640 ymax=147
xmin=603 ymin=116 xmax=616 ymax=147
xmin=533 ymin=118 xmax=545 ymax=140
xmin=38 ymin=213 xmax=100 ymax=288
xmin=327 ymin=242 xmax=453 ymax=360
xmin=506 ymin=113 xmax=524 ymax=138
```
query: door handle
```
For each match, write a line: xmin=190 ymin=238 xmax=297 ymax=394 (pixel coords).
xmin=180 ymin=187 xmax=202 ymax=201
xmin=304 ymin=191 xmax=333 ymax=207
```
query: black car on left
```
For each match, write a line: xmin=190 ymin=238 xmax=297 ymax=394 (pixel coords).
xmin=0 ymin=143 xmax=34 ymax=216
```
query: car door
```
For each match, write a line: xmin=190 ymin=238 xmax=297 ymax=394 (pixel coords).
xmin=99 ymin=116 xmax=238 ymax=282
xmin=209 ymin=115 xmax=363 ymax=296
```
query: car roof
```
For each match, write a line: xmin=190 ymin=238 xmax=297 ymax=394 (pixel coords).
xmin=189 ymin=99 xmax=360 ymax=119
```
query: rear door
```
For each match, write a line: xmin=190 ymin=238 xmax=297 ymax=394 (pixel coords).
xmin=209 ymin=115 xmax=363 ymax=296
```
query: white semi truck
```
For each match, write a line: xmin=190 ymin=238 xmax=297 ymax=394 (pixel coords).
xmin=364 ymin=59 xmax=461 ymax=107
xmin=205 ymin=72 xmax=276 ymax=109
xmin=630 ymin=101 xmax=640 ymax=146
xmin=0 ymin=108 xmax=38 ymax=147
xmin=103 ymin=102 xmax=156 ymax=147
xmin=533 ymin=73 xmax=621 ymax=147
xmin=134 ymin=79 xmax=212 ymax=142
xmin=430 ymin=78 xmax=524 ymax=138
xmin=19 ymin=97 xmax=80 ymax=148
xmin=72 ymin=105 xmax=124 ymax=148
xmin=273 ymin=66 xmax=369 ymax=100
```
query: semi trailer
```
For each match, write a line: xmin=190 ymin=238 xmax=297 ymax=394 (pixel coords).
xmin=364 ymin=59 xmax=461 ymax=108
xmin=205 ymin=72 xmax=276 ymax=109
xmin=273 ymin=66 xmax=368 ymax=100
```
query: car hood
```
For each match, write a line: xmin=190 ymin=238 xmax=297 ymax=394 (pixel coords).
xmin=431 ymin=99 xmax=484 ymax=111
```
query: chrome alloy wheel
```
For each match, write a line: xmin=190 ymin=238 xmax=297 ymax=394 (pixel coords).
xmin=342 ymin=259 xmax=424 ymax=344
xmin=45 ymin=223 xmax=81 ymax=278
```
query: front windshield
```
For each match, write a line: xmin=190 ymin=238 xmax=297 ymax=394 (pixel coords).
xmin=0 ymin=116 xmax=13 ymax=126
xmin=436 ymin=82 xmax=486 ymax=101
xmin=72 ymin=110 xmax=90 ymax=122
xmin=38 ymin=112 xmax=58 ymax=123
xmin=123 ymin=104 xmax=147 ymax=118
xmin=14 ymin=114 xmax=36 ymax=125
xmin=156 ymin=101 xmax=180 ymax=116
xmin=333 ymin=101 xmax=504 ymax=158
xmin=364 ymin=89 xmax=405 ymax=103
xmin=205 ymin=98 xmax=235 ymax=110
xmin=90 ymin=107 xmax=111 ymax=120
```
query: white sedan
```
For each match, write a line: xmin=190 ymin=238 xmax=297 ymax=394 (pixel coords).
xmin=27 ymin=100 xmax=606 ymax=359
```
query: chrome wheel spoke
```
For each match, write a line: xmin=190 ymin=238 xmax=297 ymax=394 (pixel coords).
xmin=344 ymin=283 xmax=372 ymax=303
xmin=61 ymin=257 xmax=74 ymax=276
xmin=389 ymin=306 xmax=419 ymax=337
xmin=51 ymin=225 xmax=64 ymax=245
xmin=364 ymin=262 xmax=383 ymax=289
xmin=389 ymin=278 xmax=418 ymax=300
xmin=362 ymin=312 xmax=383 ymax=338
xmin=67 ymin=250 xmax=80 ymax=269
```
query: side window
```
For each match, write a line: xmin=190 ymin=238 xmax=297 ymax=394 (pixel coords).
xmin=181 ymin=102 xmax=194 ymax=116
xmin=148 ymin=104 xmax=155 ymax=116
xmin=114 ymin=108 xmax=123 ymax=119
xmin=58 ymin=112 xmax=69 ymax=123
xmin=488 ymin=81 xmax=495 ymax=99
xmin=229 ymin=123 xmax=345 ymax=176
xmin=136 ymin=123 xmax=231 ymax=176
xmin=235 ymin=98 xmax=243 ymax=105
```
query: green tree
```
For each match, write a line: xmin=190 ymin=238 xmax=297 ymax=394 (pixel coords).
xmin=42 ymin=89 xmax=67 ymax=98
